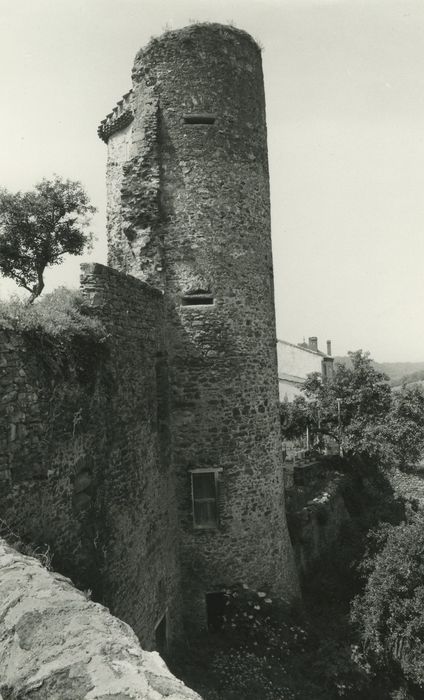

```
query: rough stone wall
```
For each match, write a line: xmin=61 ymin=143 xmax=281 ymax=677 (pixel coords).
xmin=106 ymin=91 xmax=164 ymax=287
xmin=0 ymin=325 xmax=108 ymax=594
xmin=80 ymin=263 xmax=181 ymax=650
xmin=0 ymin=263 xmax=182 ymax=650
xmin=287 ymin=474 xmax=351 ymax=575
xmin=106 ymin=121 xmax=134 ymax=272
xmin=0 ymin=539 xmax=200 ymax=699
xmin=102 ymin=23 xmax=299 ymax=627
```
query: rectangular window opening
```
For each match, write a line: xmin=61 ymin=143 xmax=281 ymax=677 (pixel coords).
xmin=182 ymin=295 xmax=214 ymax=306
xmin=183 ymin=113 xmax=216 ymax=125
xmin=191 ymin=470 xmax=221 ymax=529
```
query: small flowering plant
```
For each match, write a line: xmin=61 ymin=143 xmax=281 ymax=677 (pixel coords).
xmin=218 ymin=583 xmax=309 ymax=659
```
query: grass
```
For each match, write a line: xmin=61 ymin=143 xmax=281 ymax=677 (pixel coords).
xmin=0 ymin=286 xmax=105 ymax=340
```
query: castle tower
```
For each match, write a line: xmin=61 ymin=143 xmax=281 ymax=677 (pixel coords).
xmin=99 ymin=23 xmax=299 ymax=628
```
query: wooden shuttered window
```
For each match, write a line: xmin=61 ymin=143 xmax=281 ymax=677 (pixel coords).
xmin=191 ymin=470 xmax=220 ymax=528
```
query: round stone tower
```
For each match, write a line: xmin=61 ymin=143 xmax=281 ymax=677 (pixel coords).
xmin=100 ymin=23 xmax=299 ymax=628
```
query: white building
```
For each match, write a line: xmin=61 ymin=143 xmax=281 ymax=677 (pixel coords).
xmin=277 ymin=336 xmax=334 ymax=402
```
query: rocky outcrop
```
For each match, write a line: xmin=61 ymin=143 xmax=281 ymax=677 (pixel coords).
xmin=0 ymin=539 xmax=201 ymax=699
xmin=287 ymin=473 xmax=351 ymax=575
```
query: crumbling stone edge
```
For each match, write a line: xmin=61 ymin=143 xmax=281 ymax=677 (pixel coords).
xmin=0 ymin=538 xmax=201 ymax=699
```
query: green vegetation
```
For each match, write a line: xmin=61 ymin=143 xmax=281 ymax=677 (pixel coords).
xmin=171 ymin=351 xmax=424 ymax=698
xmin=0 ymin=287 xmax=106 ymax=383
xmin=335 ymin=356 xmax=424 ymax=388
xmin=0 ymin=517 xmax=53 ymax=571
xmin=171 ymin=465 xmax=420 ymax=699
xmin=0 ymin=287 xmax=104 ymax=340
xmin=352 ymin=510 xmax=424 ymax=693
xmin=392 ymin=369 xmax=424 ymax=388
xmin=0 ymin=176 xmax=95 ymax=303
xmin=281 ymin=350 xmax=424 ymax=468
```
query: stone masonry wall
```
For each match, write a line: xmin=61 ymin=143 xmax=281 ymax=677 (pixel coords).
xmin=288 ymin=475 xmax=351 ymax=576
xmin=0 ymin=539 xmax=200 ymax=699
xmin=0 ymin=324 xmax=108 ymax=595
xmin=80 ymin=262 xmax=181 ymax=650
xmin=102 ymin=23 xmax=299 ymax=627
xmin=0 ymin=263 xmax=182 ymax=651
xmin=106 ymin=121 xmax=134 ymax=272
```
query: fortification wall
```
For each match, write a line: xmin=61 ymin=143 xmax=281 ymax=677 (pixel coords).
xmin=0 ymin=263 xmax=181 ymax=650
xmin=106 ymin=121 xmax=134 ymax=273
xmin=101 ymin=23 xmax=299 ymax=627
xmin=81 ymin=263 xmax=181 ymax=649
xmin=0 ymin=323 xmax=108 ymax=594
xmin=0 ymin=539 xmax=199 ymax=699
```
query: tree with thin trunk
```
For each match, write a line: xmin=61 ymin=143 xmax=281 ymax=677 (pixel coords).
xmin=280 ymin=350 xmax=424 ymax=467
xmin=0 ymin=176 xmax=96 ymax=303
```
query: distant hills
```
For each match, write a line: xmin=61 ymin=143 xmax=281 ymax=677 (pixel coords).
xmin=334 ymin=357 xmax=424 ymax=388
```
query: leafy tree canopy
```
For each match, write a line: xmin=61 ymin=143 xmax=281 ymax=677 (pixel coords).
xmin=0 ymin=176 xmax=96 ymax=303
xmin=352 ymin=511 xmax=424 ymax=689
xmin=280 ymin=350 xmax=424 ymax=467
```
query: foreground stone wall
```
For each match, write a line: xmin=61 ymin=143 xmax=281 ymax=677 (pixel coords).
xmin=0 ymin=539 xmax=200 ymax=699
xmin=0 ymin=263 xmax=181 ymax=650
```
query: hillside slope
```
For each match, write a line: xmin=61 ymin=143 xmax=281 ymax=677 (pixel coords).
xmin=335 ymin=357 xmax=424 ymax=386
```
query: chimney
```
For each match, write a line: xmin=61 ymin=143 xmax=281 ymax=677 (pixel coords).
xmin=308 ymin=336 xmax=318 ymax=352
xmin=326 ymin=340 xmax=332 ymax=356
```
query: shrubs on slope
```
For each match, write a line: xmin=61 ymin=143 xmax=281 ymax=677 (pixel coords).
xmin=352 ymin=511 xmax=424 ymax=693
xmin=0 ymin=286 xmax=104 ymax=339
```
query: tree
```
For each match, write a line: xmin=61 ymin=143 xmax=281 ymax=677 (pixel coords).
xmin=280 ymin=350 xmax=424 ymax=467
xmin=352 ymin=512 xmax=424 ymax=689
xmin=0 ymin=176 xmax=96 ymax=303
xmin=384 ymin=385 xmax=424 ymax=468
xmin=279 ymin=396 xmax=309 ymax=441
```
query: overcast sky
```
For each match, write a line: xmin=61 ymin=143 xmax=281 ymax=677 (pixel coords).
xmin=1 ymin=0 xmax=424 ymax=361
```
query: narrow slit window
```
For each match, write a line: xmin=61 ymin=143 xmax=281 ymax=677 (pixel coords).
xmin=183 ymin=113 xmax=216 ymax=125
xmin=182 ymin=289 xmax=214 ymax=306
xmin=182 ymin=295 xmax=214 ymax=306
xmin=191 ymin=470 xmax=220 ymax=528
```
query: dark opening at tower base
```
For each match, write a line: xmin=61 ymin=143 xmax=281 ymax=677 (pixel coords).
xmin=206 ymin=591 xmax=226 ymax=632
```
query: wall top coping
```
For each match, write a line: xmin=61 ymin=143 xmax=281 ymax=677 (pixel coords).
xmin=134 ymin=22 xmax=261 ymax=63
xmin=80 ymin=262 xmax=163 ymax=298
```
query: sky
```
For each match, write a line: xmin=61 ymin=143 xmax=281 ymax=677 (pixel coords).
xmin=1 ymin=0 xmax=424 ymax=361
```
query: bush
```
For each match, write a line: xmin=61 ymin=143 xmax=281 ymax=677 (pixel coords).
xmin=352 ymin=511 xmax=424 ymax=690
xmin=0 ymin=287 xmax=107 ymax=383
xmin=0 ymin=286 xmax=104 ymax=339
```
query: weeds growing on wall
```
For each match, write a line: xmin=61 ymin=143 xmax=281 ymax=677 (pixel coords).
xmin=0 ymin=287 xmax=107 ymax=381
xmin=0 ymin=518 xmax=53 ymax=570
xmin=0 ymin=287 xmax=104 ymax=339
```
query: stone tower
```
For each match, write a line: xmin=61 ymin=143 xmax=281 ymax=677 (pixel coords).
xmin=99 ymin=23 xmax=298 ymax=628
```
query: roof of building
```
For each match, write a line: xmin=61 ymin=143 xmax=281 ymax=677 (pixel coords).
xmin=278 ymin=372 xmax=305 ymax=385
xmin=277 ymin=338 xmax=333 ymax=360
